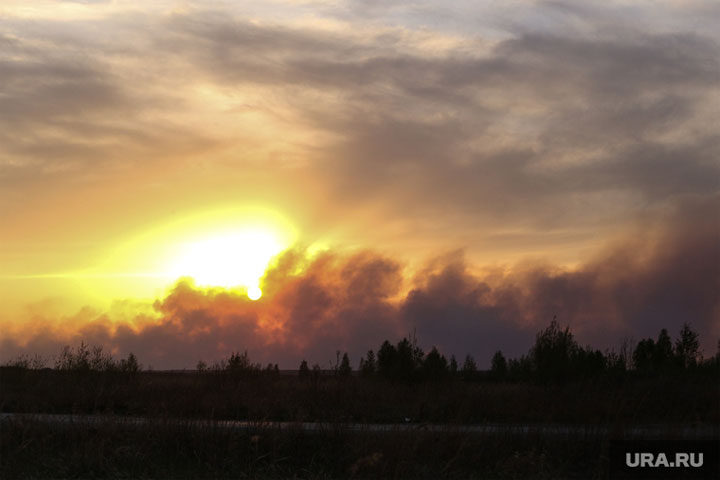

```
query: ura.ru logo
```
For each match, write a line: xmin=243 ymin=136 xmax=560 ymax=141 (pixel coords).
xmin=626 ymin=452 xmax=703 ymax=468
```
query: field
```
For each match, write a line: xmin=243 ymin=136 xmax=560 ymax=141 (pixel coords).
xmin=1 ymin=365 xmax=718 ymax=479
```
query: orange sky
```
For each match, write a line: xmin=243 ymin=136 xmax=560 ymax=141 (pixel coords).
xmin=1 ymin=1 xmax=718 ymax=367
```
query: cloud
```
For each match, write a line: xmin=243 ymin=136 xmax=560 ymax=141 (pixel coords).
xmin=1 ymin=250 xmax=406 ymax=368
xmin=0 ymin=15 xmax=220 ymax=201
xmin=3 ymin=195 xmax=718 ymax=368
xmin=2 ymin=3 xmax=718 ymax=255
xmin=1 ymin=2 xmax=718 ymax=367
xmin=480 ymin=194 xmax=720 ymax=350
xmin=158 ymin=11 xmax=718 ymax=239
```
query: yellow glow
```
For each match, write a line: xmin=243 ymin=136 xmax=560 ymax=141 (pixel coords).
xmin=68 ymin=206 xmax=298 ymax=301
xmin=169 ymin=230 xmax=282 ymax=289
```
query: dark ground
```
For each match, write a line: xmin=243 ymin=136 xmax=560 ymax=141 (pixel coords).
xmin=1 ymin=368 xmax=718 ymax=478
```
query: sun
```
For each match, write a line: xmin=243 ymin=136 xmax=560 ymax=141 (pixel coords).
xmin=247 ymin=285 xmax=262 ymax=301
xmin=169 ymin=229 xmax=283 ymax=299
xmin=83 ymin=207 xmax=296 ymax=301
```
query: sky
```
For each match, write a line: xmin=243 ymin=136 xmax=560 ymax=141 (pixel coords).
xmin=1 ymin=0 xmax=718 ymax=369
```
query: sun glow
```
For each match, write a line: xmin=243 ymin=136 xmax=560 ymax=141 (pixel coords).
xmin=247 ymin=285 xmax=263 ymax=301
xmin=77 ymin=207 xmax=298 ymax=301
xmin=169 ymin=229 xmax=282 ymax=294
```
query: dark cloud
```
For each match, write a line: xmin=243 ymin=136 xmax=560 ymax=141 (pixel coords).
xmin=162 ymin=13 xmax=719 ymax=229
xmin=396 ymin=198 xmax=719 ymax=360
xmin=311 ymin=32 xmax=719 ymax=221
xmin=482 ymin=195 xmax=720 ymax=350
xmin=400 ymin=256 xmax=534 ymax=361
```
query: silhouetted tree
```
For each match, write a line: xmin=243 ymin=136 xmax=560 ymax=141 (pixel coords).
xmin=360 ymin=349 xmax=376 ymax=376
xmin=531 ymin=320 xmax=579 ymax=384
xmin=227 ymin=351 xmax=254 ymax=374
xmin=377 ymin=341 xmax=397 ymax=379
xmin=490 ymin=350 xmax=507 ymax=381
xmin=56 ymin=342 xmax=91 ymax=371
xmin=196 ymin=360 xmax=207 ymax=372
xmin=633 ymin=338 xmax=655 ymax=372
xmin=119 ymin=352 xmax=141 ymax=373
xmin=675 ymin=323 xmax=700 ymax=368
xmin=508 ymin=355 xmax=532 ymax=381
xmin=653 ymin=328 xmax=674 ymax=370
xmin=422 ymin=347 xmax=448 ymax=380
xmin=53 ymin=342 xmax=130 ymax=372
xmin=461 ymin=354 xmax=477 ymax=381
xmin=90 ymin=346 xmax=115 ymax=372
xmin=573 ymin=347 xmax=606 ymax=378
xmin=605 ymin=348 xmax=627 ymax=376
xmin=396 ymin=338 xmax=417 ymax=380
xmin=338 ymin=352 xmax=352 ymax=377
xmin=376 ymin=338 xmax=426 ymax=380
xmin=410 ymin=335 xmax=425 ymax=370
xmin=209 ymin=359 xmax=226 ymax=372
xmin=606 ymin=338 xmax=632 ymax=378
xmin=449 ymin=354 xmax=458 ymax=376
xmin=333 ymin=350 xmax=341 ymax=373
xmin=3 ymin=354 xmax=46 ymax=370
xmin=299 ymin=359 xmax=310 ymax=378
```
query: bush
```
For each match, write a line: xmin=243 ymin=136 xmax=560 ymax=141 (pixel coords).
xmin=298 ymin=360 xmax=310 ymax=378
xmin=530 ymin=320 xmax=579 ymax=384
xmin=119 ymin=352 xmax=141 ymax=373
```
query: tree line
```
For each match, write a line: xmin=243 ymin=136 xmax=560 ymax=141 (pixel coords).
xmin=297 ymin=321 xmax=717 ymax=384
xmin=4 ymin=342 xmax=141 ymax=373
xmin=3 ymin=321 xmax=717 ymax=383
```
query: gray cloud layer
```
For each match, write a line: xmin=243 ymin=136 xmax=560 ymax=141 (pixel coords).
xmin=2 ymin=5 xmax=717 ymax=232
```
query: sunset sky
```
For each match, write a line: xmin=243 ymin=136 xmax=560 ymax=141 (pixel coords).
xmin=1 ymin=0 xmax=718 ymax=368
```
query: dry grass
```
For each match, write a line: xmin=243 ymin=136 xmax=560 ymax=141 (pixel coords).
xmin=1 ymin=368 xmax=717 ymax=425
xmin=1 ymin=415 xmax=612 ymax=479
xmin=1 ymin=367 xmax=716 ymax=478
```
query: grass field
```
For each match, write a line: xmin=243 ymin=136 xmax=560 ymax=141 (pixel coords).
xmin=1 ymin=366 xmax=718 ymax=479
xmin=0 ymin=413 xmax=633 ymax=479
xmin=1 ymin=367 xmax=717 ymax=424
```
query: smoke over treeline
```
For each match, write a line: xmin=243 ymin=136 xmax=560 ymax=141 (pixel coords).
xmin=2 ymin=196 xmax=718 ymax=369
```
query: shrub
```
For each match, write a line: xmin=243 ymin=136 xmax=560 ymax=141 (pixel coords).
xmin=530 ymin=320 xmax=579 ymax=384
xmin=119 ymin=352 xmax=141 ymax=373
xmin=299 ymin=360 xmax=310 ymax=378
